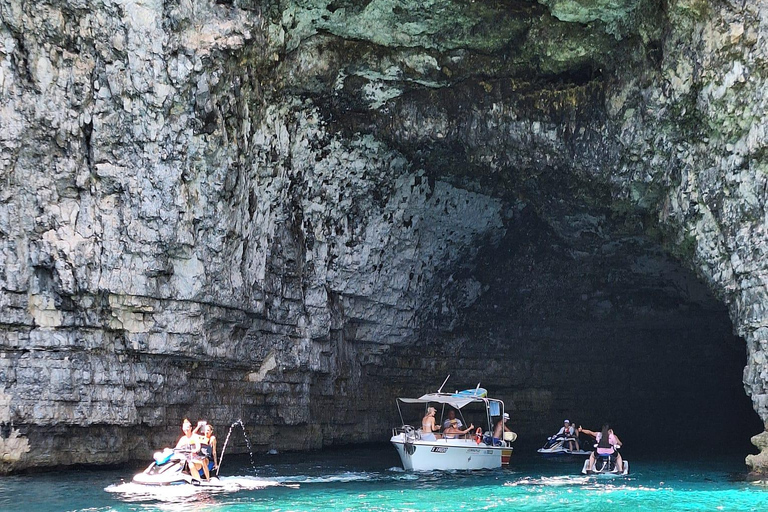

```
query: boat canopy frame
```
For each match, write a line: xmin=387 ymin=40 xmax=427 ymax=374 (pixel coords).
xmin=395 ymin=392 xmax=506 ymax=435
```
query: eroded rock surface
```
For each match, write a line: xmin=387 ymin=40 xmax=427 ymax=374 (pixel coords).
xmin=0 ymin=0 xmax=766 ymax=473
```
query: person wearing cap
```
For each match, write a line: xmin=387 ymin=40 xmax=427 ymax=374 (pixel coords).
xmin=553 ymin=420 xmax=580 ymax=451
xmin=492 ymin=413 xmax=512 ymax=446
xmin=555 ymin=419 xmax=572 ymax=437
xmin=443 ymin=419 xmax=475 ymax=439
xmin=421 ymin=406 xmax=441 ymax=441
xmin=442 ymin=409 xmax=464 ymax=430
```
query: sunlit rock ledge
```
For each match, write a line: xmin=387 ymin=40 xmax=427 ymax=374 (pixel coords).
xmin=0 ymin=0 xmax=767 ymax=473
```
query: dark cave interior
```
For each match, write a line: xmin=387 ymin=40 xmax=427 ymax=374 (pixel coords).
xmin=375 ymin=204 xmax=762 ymax=454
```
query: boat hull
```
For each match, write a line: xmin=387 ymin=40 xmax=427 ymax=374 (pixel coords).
xmin=391 ymin=434 xmax=511 ymax=471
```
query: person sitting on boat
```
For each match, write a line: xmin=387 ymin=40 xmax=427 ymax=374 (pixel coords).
xmin=421 ymin=407 xmax=441 ymax=440
xmin=552 ymin=419 xmax=580 ymax=451
xmin=176 ymin=419 xmax=208 ymax=481
xmin=579 ymin=424 xmax=623 ymax=472
xmin=198 ymin=423 xmax=218 ymax=474
xmin=492 ymin=413 xmax=511 ymax=446
xmin=443 ymin=419 xmax=475 ymax=439
xmin=442 ymin=409 xmax=464 ymax=430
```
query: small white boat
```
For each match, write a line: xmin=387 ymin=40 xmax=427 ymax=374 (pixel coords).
xmin=390 ymin=382 xmax=515 ymax=471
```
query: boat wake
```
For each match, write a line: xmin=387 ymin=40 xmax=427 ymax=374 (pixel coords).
xmin=105 ymin=469 xmax=416 ymax=501
xmin=506 ymin=475 xmax=592 ymax=487
xmin=272 ymin=470 xmax=418 ymax=484
xmin=105 ymin=475 xmax=288 ymax=501
xmin=506 ymin=476 xmax=667 ymax=494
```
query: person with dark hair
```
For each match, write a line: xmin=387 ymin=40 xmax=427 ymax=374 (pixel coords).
xmin=579 ymin=424 xmax=623 ymax=472
xmin=442 ymin=409 xmax=464 ymax=430
xmin=198 ymin=423 xmax=218 ymax=475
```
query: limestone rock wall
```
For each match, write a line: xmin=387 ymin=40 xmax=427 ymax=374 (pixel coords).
xmin=0 ymin=0 xmax=504 ymax=471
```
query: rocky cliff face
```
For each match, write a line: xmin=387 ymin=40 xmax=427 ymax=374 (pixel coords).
xmin=0 ymin=0 xmax=766 ymax=475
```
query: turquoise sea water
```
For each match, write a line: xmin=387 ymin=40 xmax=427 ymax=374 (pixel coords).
xmin=1 ymin=445 xmax=766 ymax=512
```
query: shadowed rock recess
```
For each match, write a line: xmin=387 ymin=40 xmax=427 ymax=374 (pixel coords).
xmin=0 ymin=0 xmax=767 ymax=475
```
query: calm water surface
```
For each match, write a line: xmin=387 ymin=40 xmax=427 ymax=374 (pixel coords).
xmin=1 ymin=444 xmax=766 ymax=511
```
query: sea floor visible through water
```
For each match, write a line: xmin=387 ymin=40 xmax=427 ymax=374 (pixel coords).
xmin=1 ymin=444 xmax=766 ymax=511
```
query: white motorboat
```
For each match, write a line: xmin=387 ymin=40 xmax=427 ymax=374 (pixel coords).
xmin=390 ymin=382 xmax=516 ymax=471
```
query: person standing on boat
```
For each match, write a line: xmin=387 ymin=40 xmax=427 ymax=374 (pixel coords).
xmin=421 ymin=407 xmax=441 ymax=440
xmin=493 ymin=413 xmax=512 ymax=446
xmin=579 ymin=424 xmax=623 ymax=472
xmin=442 ymin=409 xmax=464 ymax=430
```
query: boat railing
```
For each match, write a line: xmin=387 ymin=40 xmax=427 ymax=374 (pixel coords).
xmin=392 ymin=425 xmax=420 ymax=439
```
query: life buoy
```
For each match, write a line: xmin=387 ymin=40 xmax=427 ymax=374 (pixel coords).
xmin=475 ymin=427 xmax=483 ymax=444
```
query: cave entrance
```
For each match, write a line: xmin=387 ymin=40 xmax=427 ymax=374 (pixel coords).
xmin=376 ymin=205 xmax=762 ymax=454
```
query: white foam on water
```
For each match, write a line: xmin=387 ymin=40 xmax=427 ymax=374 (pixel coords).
xmin=385 ymin=468 xmax=419 ymax=480
xmin=217 ymin=475 xmax=284 ymax=490
xmin=270 ymin=470 xmax=418 ymax=484
xmin=105 ymin=481 xmax=204 ymax=500
xmin=582 ymin=483 xmax=666 ymax=493
xmin=506 ymin=475 xmax=592 ymax=487
xmin=275 ymin=471 xmax=374 ymax=484
xmin=104 ymin=475 xmax=290 ymax=502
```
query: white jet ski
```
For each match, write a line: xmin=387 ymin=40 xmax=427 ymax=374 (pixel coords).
xmin=133 ymin=448 xmax=222 ymax=486
xmin=537 ymin=436 xmax=592 ymax=456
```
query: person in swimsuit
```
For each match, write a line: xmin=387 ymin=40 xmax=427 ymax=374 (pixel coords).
xmin=198 ymin=423 xmax=218 ymax=475
xmin=421 ymin=407 xmax=440 ymax=440
xmin=443 ymin=419 xmax=475 ymax=439
xmin=493 ymin=413 xmax=511 ymax=446
xmin=579 ymin=424 xmax=623 ymax=472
